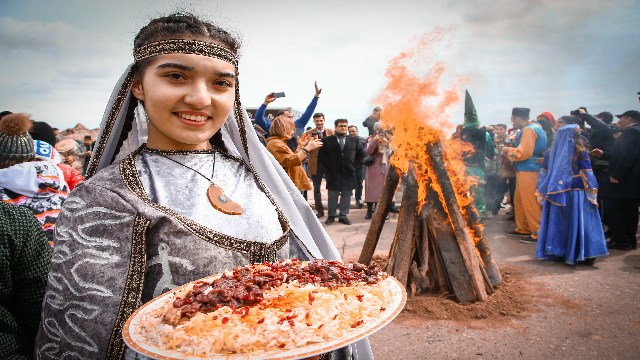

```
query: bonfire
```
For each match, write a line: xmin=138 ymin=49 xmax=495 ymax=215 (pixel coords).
xmin=359 ymin=29 xmax=500 ymax=304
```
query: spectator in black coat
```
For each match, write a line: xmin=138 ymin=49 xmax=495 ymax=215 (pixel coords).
xmin=581 ymin=111 xmax=615 ymax=153
xmin=318 ymin=119 xmax=364 ymax=225
xmin=592 ymin=110 xmax=640 ymax=250
xmin=579 ymin=110 xmax=616 ymax=220
xmin=362 ymin=107 xmax=382 ymax=136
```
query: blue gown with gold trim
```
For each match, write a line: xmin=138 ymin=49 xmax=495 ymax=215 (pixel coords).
xmin=536 ymin=125 xmax=608 ymax=264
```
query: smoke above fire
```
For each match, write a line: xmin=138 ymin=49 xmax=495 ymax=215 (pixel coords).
xmin=374 ymin=28 xmax=482 ymax=240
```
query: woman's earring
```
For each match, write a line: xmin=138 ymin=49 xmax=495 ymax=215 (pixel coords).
xmin=134 ymin=100 xmax=149 ymax=144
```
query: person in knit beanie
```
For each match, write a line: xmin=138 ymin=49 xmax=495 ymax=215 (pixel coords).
xmin=0 ymin=113 xmax=36 ymax=169
xmin=0 ymin=113 xmax=69 ymax=246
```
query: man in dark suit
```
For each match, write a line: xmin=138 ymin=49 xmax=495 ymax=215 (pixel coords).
xmin=318 ymin=119 xmax=364 ymax=225
xmin=592 ymin=110 xmax=640 ymax=250
xmin=304 ymin=113 xmax=334 ymax=218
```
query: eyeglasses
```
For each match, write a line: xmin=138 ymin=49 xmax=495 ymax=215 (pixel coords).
xmin=336 ymin=125 xmax=348 ymax=127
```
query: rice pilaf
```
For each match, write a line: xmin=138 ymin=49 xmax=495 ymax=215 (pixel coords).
xmin=137 ymin=260 xmax=394 ymax=357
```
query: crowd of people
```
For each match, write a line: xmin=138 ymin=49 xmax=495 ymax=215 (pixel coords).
xmin=256 ymin=93 xmax=399 ymax=225
xmin=0 ymin=11 xmax=639 ymax=360
xmin=456 ymin=90 xmax=640 ymax=267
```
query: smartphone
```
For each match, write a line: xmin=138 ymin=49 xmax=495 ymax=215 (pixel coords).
xmin=273 ymin=92 xmax=285 ymax=98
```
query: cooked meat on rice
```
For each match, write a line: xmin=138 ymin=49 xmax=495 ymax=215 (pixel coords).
xmin=137 ymin=259 xmax=395 ymax=356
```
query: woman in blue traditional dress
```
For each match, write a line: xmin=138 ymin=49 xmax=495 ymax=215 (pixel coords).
xmin=535 ymin=117 xmax=609 ymax=265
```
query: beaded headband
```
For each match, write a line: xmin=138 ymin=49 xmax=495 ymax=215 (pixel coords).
xmin=133 ymin=39 xmax=238 ymax=68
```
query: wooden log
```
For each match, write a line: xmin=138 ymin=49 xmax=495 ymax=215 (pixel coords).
xmin=479 ymin=261 xmax=494 ymax=295
xmin=409 ymin=261 xmax=430 ymax=293
xmin=358 ymin=166 xmax=401 ymax=266
xmin=426 ymin=141 xmax=488 ymax=301
xmin=423 ymin=216 xmax=448 ymax=291
xmin=422 ymin=184 xmax=476 ymax=303
xmin=429 ymin=230 xmax=449 ymax=291
xmin=462 ymin=201 xmax=502 ymax=287
xmin=389 ymin=165 xmax=420 ymax=287
xmin=384 ymin=229 xmax=399 ymax=273
xmin=415 ymin=213 xmax=429 ymax=277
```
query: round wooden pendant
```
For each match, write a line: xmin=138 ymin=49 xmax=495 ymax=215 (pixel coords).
xmin=207 ymin=184 xmax=243 ymax=215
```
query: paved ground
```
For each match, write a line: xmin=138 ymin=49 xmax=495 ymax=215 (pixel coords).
xmin=309 ymin=187 xmax=640 ymax=360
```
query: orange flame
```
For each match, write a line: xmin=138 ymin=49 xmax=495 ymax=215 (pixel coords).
xmin=373 ymin=28 xmax=483 ymax=243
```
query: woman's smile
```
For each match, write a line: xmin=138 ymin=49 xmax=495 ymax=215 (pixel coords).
xmin=175 ymin=111 xmax=211 ymax=127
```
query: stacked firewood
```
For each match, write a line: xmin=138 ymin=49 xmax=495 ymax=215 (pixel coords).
xmin=358 ymin=140 xmax=501 ymax=304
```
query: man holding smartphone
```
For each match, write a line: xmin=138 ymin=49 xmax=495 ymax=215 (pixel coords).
xmin=305 ymin=113 xmax=334 ymax=218
xmin=254 ymin=82 xmax=322 ymax=152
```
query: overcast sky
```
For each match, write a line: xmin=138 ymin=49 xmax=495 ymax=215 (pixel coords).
xmin=1 ymin=0 xmax=638 ymax=133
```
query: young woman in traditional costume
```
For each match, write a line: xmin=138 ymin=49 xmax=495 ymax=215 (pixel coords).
xmin=35 ymin=13 xmax=372 ymax=360
xmin=535 ymin=118 xmax=608 ymax=265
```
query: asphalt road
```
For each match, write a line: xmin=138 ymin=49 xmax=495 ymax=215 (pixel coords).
xmin=316 ymin=191 xmax=640 ymax=360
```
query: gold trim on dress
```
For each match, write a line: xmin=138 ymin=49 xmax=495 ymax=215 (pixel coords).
xmin=106 ymin=214 xmax=149 ymax=360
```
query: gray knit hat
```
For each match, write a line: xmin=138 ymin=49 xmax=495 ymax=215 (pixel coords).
xmin=0 ymin=113 xmax=36 ymax=168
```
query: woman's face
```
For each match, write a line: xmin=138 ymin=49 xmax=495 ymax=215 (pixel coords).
xmin=556 ymin=118 xmax=568 ymax=128
xmin=132 ymin=53 xmax=236 ymax=150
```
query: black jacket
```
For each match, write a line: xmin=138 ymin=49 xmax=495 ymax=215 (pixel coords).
xmin=362 ymin=116 xmax=378 ymax=136
xmin=580 ymin=113 xmax=615 ymax=153
xmin=601 ymin=123 xmax=640 ymax=198
xmin=318 ymin=135 xmax=364 ymax=191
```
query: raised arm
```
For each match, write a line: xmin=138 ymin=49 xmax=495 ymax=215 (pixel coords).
xmin=366 ymin=137 xmax=379 ymax=155
xmin=579 ymin=111 xmax=612 ymax=136
xmin=255 ymin=93 xmax=278 ymax=136
xmin=294 ymin=82 xmax=321 ymax=130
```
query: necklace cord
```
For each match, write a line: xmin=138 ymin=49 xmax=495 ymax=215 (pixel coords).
xmin=149 ymin=150 xmax=216 ymax=183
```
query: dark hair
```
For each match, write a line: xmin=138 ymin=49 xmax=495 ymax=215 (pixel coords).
xmin=29 ymin=121 xmax=56 ymax=146
xmin=313 ymin=113 xmax=324 ymax=119
xmin=132 ymin=12 xmax=242 ymax=77
xmin=347 ymin=125 xmax=357 ymax=129
xmin=84 ymin=135 xmax=92 ymax=140
xmin=276 ymin=108 xmax=292 ymax=116
xmin=537 ymin=118 xmax=552 ymax=131
xmin=53 ymin=127 xmax=58 ymax=131
xmin=573 ymin=132 xmax=588 ymax=166
xmin=334 ymin=118 xmax=348 ymax=127
xmin=373 ymin=107 xmax=381 ymax=113
xmin=495 ymin=124 xmax=507 ymax=129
